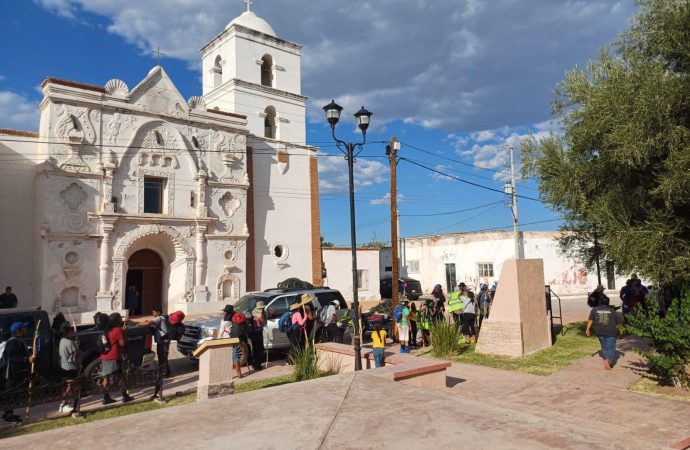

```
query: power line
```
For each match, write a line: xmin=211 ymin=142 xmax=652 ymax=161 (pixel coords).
xmin=399 ymin=157 xmax=542 ymax=202
xmin=404 ymin=218 xmax=561 ymax=239
xmin=399 ymin=200 xmax=504 ymax=217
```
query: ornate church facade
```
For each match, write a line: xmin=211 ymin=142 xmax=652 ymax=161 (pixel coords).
xmin=0 ymin=9 xmax=321 ymax=321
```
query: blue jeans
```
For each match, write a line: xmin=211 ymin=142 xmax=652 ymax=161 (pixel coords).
xmin=373 ymin=348 xmax=385 ymax=368
xmin=598 ymin=336 xmax=617 ymax=365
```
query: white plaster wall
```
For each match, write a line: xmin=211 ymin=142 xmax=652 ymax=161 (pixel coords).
xmin=402 ymin=231 xmax=628 ymax=297
xmin=0 ymin=134 xmax=39 ymax=307
xmin=322 ymin=249 xmax=381 ymax=303
xmin=251 ymin=139 xmax=312 ymax=290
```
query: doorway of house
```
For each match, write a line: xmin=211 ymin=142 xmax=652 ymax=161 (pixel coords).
xmin=445 ymin=263 xmax=457 ymax=293
xmin=126 ymin=249 xmax=163 ymax=316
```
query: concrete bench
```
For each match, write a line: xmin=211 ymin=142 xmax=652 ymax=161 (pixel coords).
xmin=315 ymin=342 xmax=450 ymax=388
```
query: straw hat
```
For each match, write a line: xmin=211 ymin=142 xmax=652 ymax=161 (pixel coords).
xmin=289 ymin=302 xmax=302 ymax=311
xmin=300 ymin=293 xmax=316 ymax=305
xmin=252 ymin=301 xmax=266 ymax=318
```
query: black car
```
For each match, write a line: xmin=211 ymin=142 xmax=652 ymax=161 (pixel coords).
xmin=380 ymin=277 xmax=422 ymax=300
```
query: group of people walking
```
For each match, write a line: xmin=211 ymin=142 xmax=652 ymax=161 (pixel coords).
xmin=219 ymin=302 xmax=267 ymax=378
xmin=281 ymin=293 xmax=345 ymax=349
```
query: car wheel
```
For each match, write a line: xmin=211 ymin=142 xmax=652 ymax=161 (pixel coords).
xmin=83 ymin=358 xmax=102 ymax=390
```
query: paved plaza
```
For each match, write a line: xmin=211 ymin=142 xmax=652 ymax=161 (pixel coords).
xmin=4 ymin=334 xmax=689 ymax=450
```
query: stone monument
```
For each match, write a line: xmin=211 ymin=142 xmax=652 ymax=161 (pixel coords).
xmin=475 ymin=258 xmax=551 ymax=357
xmin=194 ymin=338 xmax=239 ymax=400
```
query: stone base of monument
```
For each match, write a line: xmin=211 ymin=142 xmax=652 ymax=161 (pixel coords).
xmin=194 ymin=338 xmax=240 ymax=401
xmin=475 ymin=258 xmax=552 ymax=357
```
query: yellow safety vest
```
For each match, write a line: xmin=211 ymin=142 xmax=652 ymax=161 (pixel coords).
xmin=448 ymin=292 xmax=463 ymax=313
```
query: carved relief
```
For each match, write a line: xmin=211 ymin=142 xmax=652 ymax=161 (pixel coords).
xmin=60 ymin=182 xmax=87 ymax=211
xmin=219 ymin=192 xmax=241 ymax=218
xmin=111 ymin=224 xmax=195 ymax=307
xmin=216 ymin=272 xmax=241 ymax=302
xmin=105 ymin=113 xmax=122 ymax=144
xmin=138 ymin=125 xmax=182 ymax=168
xmin=173 ymin=102 xmax=187 ymax=118
xmin=104 ymin=79 xmax=130 ymax=98
xmin=188 ymin=96 xmax=206 ymax=110
xmin=53 ymin=104 xmax=97 ymax=172
xmin=211 ymin=131 xmax=246 ymax=182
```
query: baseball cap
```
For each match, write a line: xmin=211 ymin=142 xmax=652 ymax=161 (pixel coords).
xmin=10 ymin=321 xmax=29 ymax=335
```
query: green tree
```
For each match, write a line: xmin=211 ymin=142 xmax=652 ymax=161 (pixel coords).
xmin=522 ymin=0 xmax=690 ymax=286
xmin=522 ymin=0 xmax=690 ymax=387
xmin=320 ymin=236 xmax=334 ymax=247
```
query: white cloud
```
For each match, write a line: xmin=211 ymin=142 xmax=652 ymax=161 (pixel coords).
xmin=0 ymin=91 xmax=40 ymax=131
xmin=35 ymin=0 xmax=636 ymax=133
xmin=318 ymin=155 xmax=388 ymax=194
xmin=369 ymin=192 xmax=406 ymax=205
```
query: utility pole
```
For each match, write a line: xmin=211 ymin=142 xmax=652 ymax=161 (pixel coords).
xmin=505 ymin=145 xmax=521 ymax=259
xmin=387 ymin=137 xmax=400 ymax=310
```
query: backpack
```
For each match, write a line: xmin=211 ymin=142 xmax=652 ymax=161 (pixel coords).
xmin=96 ymin=330 xmax=112 ymax=355
xmin=278 ymin=311 xmax=292 ymax=333
xmin=168 ymin=311 xmax=186 ymax=341
xmin=393 ymin=305 xmax=403 ymax=322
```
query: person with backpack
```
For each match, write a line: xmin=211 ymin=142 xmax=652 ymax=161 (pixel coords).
xmin=586 ymin=295 xmax=623 ymax=370
xmin=371 ymin=322 xmax=387 ymax=368
xmin=58 ymin=322 xmax=78 ymax=414
xmin=249 ymin=301 xmax=266 ymax=371
xmin=1 ymin=322 xmax=34 ymax=423
xmin=219 ymin=305 xmax=245 ymax=378
xmin=477 ymin=284 xmax=492 ymax=329
xmin=419 ymin=300 xmax=432 ymax=346
xmin=138 ymin=306 xmax=172 ymax=377
xmin=99 ymin=312 xmax=133 ymax=405
xmin=395 ymin=299 xmax=410 ymax=353
xmin=322 ymin=300 xmax=342 ymax=344
xmin=288 ymin=301 xmax=308 ymax=348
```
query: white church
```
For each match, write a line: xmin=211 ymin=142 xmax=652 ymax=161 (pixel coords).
xmin=0 ymin=7 xmax=321 ymax=321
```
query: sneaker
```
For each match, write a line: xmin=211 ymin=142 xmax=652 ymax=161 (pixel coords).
xmin=62 ymin=404 xmax=74 ymax=414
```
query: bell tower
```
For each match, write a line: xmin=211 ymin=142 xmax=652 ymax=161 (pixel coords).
xmin=200 ymin=5 xmax=306 ymax=143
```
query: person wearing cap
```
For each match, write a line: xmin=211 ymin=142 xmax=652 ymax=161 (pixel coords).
xmin=249 ymin=301 xmax=267 ymax=371
xmin=2 ymin=322 xmax=35 ymax=422
xmin=477 ymin=284 xmax=492 ymax=329
xmin=323 ymin=300 xmax=343 ymax=343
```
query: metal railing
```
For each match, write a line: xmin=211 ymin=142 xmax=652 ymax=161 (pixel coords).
xmin=545 ymin=285 xmax=564 ymax=342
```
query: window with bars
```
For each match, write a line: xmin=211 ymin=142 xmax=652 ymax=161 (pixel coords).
xmin=477 ymin=263 xmax=494 ymax=278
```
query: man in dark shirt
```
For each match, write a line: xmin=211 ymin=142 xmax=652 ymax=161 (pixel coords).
xmin=0 ymin=286 xmax=18 ymax=309
xmin=586 ymin=297 xmax=623 ymax=370
xmin=2 ymin=322 xmax=35 ymax=422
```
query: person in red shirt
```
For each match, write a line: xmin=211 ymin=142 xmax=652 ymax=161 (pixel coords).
xmin=99 ymin=313 xmax=133 ymax=405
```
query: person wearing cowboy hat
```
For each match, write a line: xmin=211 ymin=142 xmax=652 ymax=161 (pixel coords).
xmin=288 ymin=300 xmax=308 ymax=348
xmin=248 ymin=301 xmax=267 ymax=371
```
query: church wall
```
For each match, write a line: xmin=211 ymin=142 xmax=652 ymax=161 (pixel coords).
xmin=0 ymin=132 xmax=38 ymax=307
xmin=250 ymin=140 xmax=313 ymax=290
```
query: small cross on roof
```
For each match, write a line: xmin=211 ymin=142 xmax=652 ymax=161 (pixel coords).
xmin=244 ymin=0 xmax=254 ymax=12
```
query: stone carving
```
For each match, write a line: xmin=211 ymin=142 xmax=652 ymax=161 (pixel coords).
xmin=111 ymin=224 xmax=195 ymax=307
xmin=66 ymin=213 xmax=86 ymax=231
xmin=173 ymin=102 xmax=187 ymax=118
xmin=216 ymin=272 xmax=240 ymax=302
xmin=60 ymin=182 xmax=87 ymax=211
xmin=105 ymin=113 xmax=122 ymax=144
xmin=138 ymin=125 xmax=181 ymax=168
xmin=218 ymin=192 xmax=241 ymax=218
xmin=89 ymin=109 xmax=101 ymax=127
xmin=104 ymin=79 xmax=130 ymax=97
xmin=53 ymin=104 xmax=96 ymax=172
xmin=187 ymin=96 xmax=206 ymax=110
xmin=137 ymin=169 xmax=175 ymax=214
xmin=211 ymin=131 xmax=246 ymax=182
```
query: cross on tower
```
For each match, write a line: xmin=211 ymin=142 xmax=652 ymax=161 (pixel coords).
xmin=153 ymin=46 xmax=166 ymax=66
xmin=244 ymin=0 xmax=254 ymax=12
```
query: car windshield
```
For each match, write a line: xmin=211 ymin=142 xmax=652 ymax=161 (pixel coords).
xmin=233 ymin=294 xmax=270 ymax=313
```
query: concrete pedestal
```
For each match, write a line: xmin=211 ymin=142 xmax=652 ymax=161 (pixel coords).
xmin=475 ymin=258 xmax=551 ymax=357
xmin=194 ymin=338 xmax=239 ymax=400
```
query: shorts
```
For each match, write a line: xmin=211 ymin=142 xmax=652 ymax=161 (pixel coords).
xmin=232 ymin=346 xmax=240 ymax=362
xmin=398 ymin=323 xmax=409 ymax=341
xmin=100 ymin=359 xmax=119 ymax=378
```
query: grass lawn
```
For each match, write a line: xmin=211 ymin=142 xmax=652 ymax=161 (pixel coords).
xmin=0 ymin=372 xmax=308 ymax=440
xmin=425 ymin=321 xmax=602 ymax=376
xmin=629 ymin=377 xmax=690 ymax=402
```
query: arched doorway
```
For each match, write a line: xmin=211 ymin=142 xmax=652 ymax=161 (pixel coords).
xmin=126 ymin=249 xmax=163 ymax=316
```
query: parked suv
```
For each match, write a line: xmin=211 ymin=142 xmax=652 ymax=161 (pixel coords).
xmin=177 ymin=288 xmax=352 ymax=358
xmin=379 ymin=277 xmax=422 ymax=300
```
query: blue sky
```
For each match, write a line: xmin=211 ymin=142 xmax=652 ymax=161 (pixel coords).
xmin=0 ymin=1 xmax=638 ymax=246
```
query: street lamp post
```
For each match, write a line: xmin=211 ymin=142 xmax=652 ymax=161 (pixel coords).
xmin=322 ymin=100 xmax=372 ymax=371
